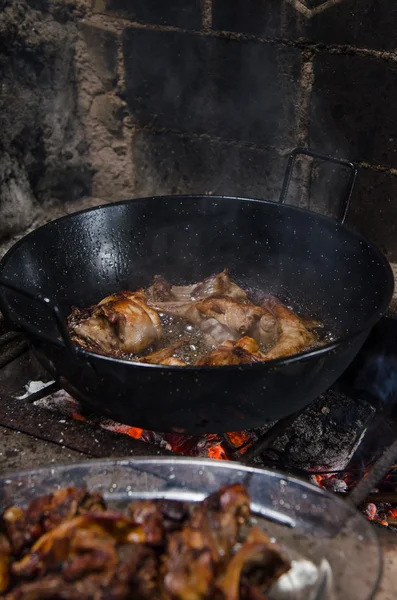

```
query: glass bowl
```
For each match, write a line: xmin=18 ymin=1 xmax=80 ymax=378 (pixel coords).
xmin=0 ymin=457 xmax=381 ymax=600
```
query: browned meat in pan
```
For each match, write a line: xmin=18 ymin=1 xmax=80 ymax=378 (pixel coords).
xmin=69 ymin=291 xmax=161 ymax=355
xmin=67 ymin=270 xmax=323 ymax=366
xmin=198 ymin=337 xmax=262 ymax=366
xmin=147 ymin=270 xmax=248 ymax=303
xmin=260 ymin=299 xmax=315 ymax=361
xmin=139 ymin=341 xmax=188 ymax=366
xmin=151 ymin=296 xmax=277 ymax=349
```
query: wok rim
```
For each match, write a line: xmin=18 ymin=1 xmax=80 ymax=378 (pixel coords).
xmin=0 ymin=194 xmax=394 ymax=372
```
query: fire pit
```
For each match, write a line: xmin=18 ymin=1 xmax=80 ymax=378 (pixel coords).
xmin=1 ymin=302 xmax=397 ymax=531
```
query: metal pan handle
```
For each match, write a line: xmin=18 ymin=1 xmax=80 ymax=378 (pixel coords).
xmin=279 ymin=147 xmax=358 ymax=224
xmin=0 ymin=278 xmax=77 ymax=357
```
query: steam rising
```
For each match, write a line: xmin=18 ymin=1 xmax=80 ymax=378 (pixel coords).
xmin=354 ymin=317 xmax=397 ymax=405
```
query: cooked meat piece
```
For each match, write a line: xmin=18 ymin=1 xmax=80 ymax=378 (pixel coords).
xmin=12 ymin=512 xmax=145 ymax=579
xmin=163 ymin=484 xmax=250 ymax=600
xmin=139 ymin=341 xmax=188 ymax=366
xmin=198 ymin=337 xmax=262 ymax=366
xmin=151 ymin=296 xmax=277 ymax=348
xmin=2 ymin=489 xmax=106 ymax=558
xmin=215 ymin=527 xmax=290 ymax=600
xmin=3 ymin=483 xmax=291 ymax=600
xmin=69 ymin=291 xmax=161 ymax=355
xmin=196 ymin=297 xmax=277 ymax=347
xmin=160 ymin=357 xmax=186 ymax=366
xmin=0 ymin=534 xmax=11 ymax=594
xmin=1 ymin=506 xmax=26 ymax=559
xmin=128 ymin=499 xmax=190 ymax=545
xmin=190 ymin=270 xmax=248 ymax=302
xmin=5 ymin=574 xmax=87 ymax=599
xmin=239 ymin=580 xmax=268 ymax=600
xmin=192 ymin=483 xmax=251 ymax=561
xmin=164 ymin=484 xmax=249 ymax=600
xmin=163 ymin=528 xmax=215 ymax=600
xmin=5 ymin=574 xmax=125 ymax=600
xmin=147 ymin=270 xmax=248 ymax=303
xmin=147 ymin=275 xmax=174 ymax=302
xmin=129 ymin=501 xmax=165 ymax=546
xmin=6 ymin=545 xmax=162 ymax=600
xmin=260 ymin=300 xmax=315 ymax=361
xmin=155 ymin=500 xmax=190 ymax=532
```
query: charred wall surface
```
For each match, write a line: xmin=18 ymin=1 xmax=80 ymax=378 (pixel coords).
xmin=0 ymin=0 xmax=397 ymax=261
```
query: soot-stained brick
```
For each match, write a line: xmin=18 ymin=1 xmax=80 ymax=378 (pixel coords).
xmin=212 ymin=0 xmax=304 ymax=40
xmin=345 ymin=169 xmax=397 ymax=262
xmin=123 ymin=28 xmax=300 ymax=146
xmin=309 ymin=0 xmax=397 ymax=51
xmin=133 ymin=128 xmax=286 ymax=200
xmin=212 ymin=0 xmax=397 ymax=51
xmin=309 ymin=52 xmax=397 ymax=168
xmin=80 ymin=23 xmax=119 ymax=89
xmin=93 ymin=0 xmax=202 ymax=29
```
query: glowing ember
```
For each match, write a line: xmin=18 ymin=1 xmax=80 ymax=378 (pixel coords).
xmin=208 ymin=444 xmax=228 ymax=460
xmin=64 ymin=396 xmax=257 ymax=460
xmin=102 ymin=423 xmax=144 ymax=439
xmin=71 ymin=412 xmax=87 ymax=422
xmin=226 ymin=431 xmax=253 ymax=453
xmin=314 ymin=470 xmax=397 ymax=529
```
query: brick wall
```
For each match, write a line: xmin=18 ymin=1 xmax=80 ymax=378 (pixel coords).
xmin=86 ymin=0 xmax=397 ymax=260
xmin=1 ymin=0 xmax=397 ymax=261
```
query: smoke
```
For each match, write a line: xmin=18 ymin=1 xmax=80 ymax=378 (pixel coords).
xmin=355 ymin=351 xmax=397 ymax=406
xmin=353 ymin=317 xmax=397 ymax=406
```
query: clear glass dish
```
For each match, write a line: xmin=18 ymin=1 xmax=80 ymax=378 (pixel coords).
xmin=0 ymin=457 xmax=381 ymax=600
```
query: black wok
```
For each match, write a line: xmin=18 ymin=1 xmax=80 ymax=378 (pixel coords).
xmin=0 ymin=149 xmax=393 ymax=433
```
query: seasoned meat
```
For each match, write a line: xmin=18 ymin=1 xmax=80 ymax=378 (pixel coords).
xmin=128 ymin=499 xmax=189 ymax=545
xmin=163 ymin=484 xmax=251 ymax=599
xmin=151 ymin=296 xmax=277 ymax=349
xmin=155 ymin=500 xmax=190 ymax=532
xmin=2 ymin=488 xmax=105 ymax=558
xmin=1 ymin=484 xmax=290 ymax=599
xmin=260 ymin=300 xmax=315 ymax=361
xmin=215 ymin=527 xmax=291 ymax=600
xmin=196 ymin=297 xmax=277 ymax=347
xmin=5 ymin=545 xmax=162 ymax=600
xmin=192 ymin=483 xmax=251 ymax=560
xmin=190 ymin=270 xmax=248 ymax=302
xmin=12 ymin=512 xmax=145 ymax=580
xmin=147 ymin=270 xmax=248 ymax=303
xmin=198 ymin=337 xmax=262 ymax=366
xmin=139 ymin=342 xmax=188 ymax=366
xmin=68 ymin=268 xmax=325 ymax=365
xmin=69 ymin=291 xmax=161 ymax=355
xmin=163 ymin=527 xmax=214 ymax=599
xmin=0 ymin=534 xmax=11 ymax=594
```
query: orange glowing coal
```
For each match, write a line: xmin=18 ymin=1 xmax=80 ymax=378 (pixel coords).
xmin=208 ymin=444 xmax=228 ymax=460
xmin=226 ymin=431 xmax=252 ymax=453
xmin=70 ymin=409 xmax=257 ymax=459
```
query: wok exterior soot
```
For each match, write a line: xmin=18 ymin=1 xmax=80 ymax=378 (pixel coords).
xmin=0 ymin=195 xmax=393 ymax=433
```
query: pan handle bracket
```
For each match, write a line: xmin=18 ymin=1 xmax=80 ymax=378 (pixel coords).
xmin=279 ymin=147 xmax=358 ymax=224
xmin=0 ymin=278 xmax=93 ymax=365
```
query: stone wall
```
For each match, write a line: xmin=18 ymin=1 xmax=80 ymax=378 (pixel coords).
xmin=1 ymin=0 xmax=397 ymax=260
